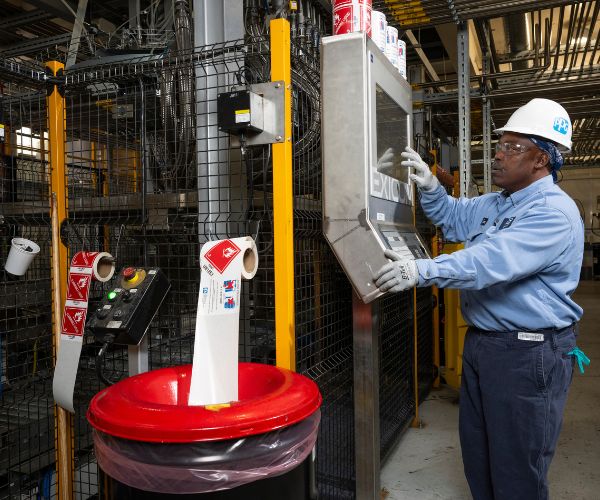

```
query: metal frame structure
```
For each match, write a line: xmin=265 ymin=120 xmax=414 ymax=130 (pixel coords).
xmin=271 ymin=19 xmax=296 ymax=371
xmin=457 ymin=22 xmax=471 ymax=198
xmin=377 ymin=1 xmax=600 ymax=185
xmin=46 ymin=60 xmax=74 ymax=500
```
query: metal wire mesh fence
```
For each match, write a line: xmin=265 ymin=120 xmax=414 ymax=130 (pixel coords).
xmin=416 ymin=287 xmax=434 ymax=402
xmin=379 ymin=291 xmax=416 ymax=461
xmin=0 ymin=80 xmax=57 ymax=499
xmin=415 ymin=198 xmax=435 ymax=402
xmin=63 ymin=38 xmax=277 ymax=497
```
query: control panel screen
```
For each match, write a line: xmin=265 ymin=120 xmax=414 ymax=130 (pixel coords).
xmin=379 ymin=228 xmax=428 ymax=259
xmin=374 ymin=84 xmax=409 ymax=185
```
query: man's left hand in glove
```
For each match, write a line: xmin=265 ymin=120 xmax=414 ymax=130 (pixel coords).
xmin=373 ymin=249 xmax=418 ymax=293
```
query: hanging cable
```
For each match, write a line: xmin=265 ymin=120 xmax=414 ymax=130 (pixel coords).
xmin=96 ymin=334 xmax=117 ymax=386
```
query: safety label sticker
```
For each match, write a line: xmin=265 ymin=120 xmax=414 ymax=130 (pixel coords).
xmin=62 ymin=306 xmax=87 ymax=336
xmin=66 ymin=273 xmax=92 ymax=302
xmin=204 ymin=240 xmax=241 ymax=273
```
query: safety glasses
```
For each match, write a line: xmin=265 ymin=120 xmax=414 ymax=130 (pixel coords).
xmin=494 ymin=142 xmax=533 ymax=155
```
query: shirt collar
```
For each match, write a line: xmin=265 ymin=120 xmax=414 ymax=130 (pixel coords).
xmin=502 ymin=175 xmax=554 ymax=206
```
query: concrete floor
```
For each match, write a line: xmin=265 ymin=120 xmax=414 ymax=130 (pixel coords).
xmin=381 ymin=280 xmax=600 ymax=500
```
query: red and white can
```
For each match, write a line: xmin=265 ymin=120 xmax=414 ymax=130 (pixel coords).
xmin=385 ymin=26 xmax=399 ymax=68
xmin=398 ymin=39 xmax=407 ymax=79
xmin=333 ymin=0 xmax=372 ymax=37
xmin=371 ymin=10 xmax=387 ymax=52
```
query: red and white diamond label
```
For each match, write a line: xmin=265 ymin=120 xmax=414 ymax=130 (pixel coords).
xmin=71 ymin=251 xmax=99 ymax=268
xmin=66 ymin=273 xmax=92 ymax=302
xmin=62 ymin=306 xmax=88 ymax=336
xmin=204 ymin=240 xmax=241 ymax=274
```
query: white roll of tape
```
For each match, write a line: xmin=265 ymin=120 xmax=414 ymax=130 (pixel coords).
xmin=53 ymin=251 xmax=115 ymax=413
xmin=188 ymin=237 xmax=259 ymax=406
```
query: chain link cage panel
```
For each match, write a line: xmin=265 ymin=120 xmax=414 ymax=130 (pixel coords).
xmin=378 ymin=291 xmax=416 ymax=461
xmin=0 ymin=77 xmax=57 ymax=499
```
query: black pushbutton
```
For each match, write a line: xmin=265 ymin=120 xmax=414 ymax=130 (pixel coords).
xmin=113 ymin=309 xmax=124 ymax=319
xmin=122 ymin=290 xmax=132 ymax=302
xmin=96 ymin=308 xmax=109 ymax=320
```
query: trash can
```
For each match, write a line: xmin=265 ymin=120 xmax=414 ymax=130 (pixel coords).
xmin=87 ymin=362 xmax=322 ymax=499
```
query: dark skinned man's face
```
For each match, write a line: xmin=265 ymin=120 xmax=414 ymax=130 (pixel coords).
xmin=492 ymin=132 xmax=551 ymax=194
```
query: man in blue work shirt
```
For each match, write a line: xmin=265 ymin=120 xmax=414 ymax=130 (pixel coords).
xmin=374 ymin=98 xmax=588 ymax=500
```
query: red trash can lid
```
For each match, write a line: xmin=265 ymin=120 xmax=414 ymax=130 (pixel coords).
xmin=87 ymin=362 xmax=322 ymax=443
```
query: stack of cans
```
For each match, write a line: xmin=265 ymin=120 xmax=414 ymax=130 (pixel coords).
xmin=332 ymin=4 xmax=407 ymax=80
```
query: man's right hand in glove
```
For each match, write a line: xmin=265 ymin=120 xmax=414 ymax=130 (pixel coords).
xmin=373 ymin=249 xmax=419 ymax=293
xmin=401 ymin=147 xmax=439 ymax=192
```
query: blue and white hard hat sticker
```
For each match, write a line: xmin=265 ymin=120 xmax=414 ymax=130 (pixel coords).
xmin=553 ymin=117 xmax=569 ymax=135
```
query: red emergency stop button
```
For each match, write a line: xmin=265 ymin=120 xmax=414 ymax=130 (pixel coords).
xmin=123 ymin=267 xmax=136 ymax=281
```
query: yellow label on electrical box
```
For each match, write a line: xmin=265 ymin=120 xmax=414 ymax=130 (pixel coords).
xmin=235 ymin=109 xmax=251 ymax=124
xmin=290 ymin=1 xmax=298 ymax=10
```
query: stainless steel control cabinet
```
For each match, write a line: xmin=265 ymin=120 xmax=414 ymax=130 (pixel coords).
xmin=322 ymin=32 xmax=429 ymax=303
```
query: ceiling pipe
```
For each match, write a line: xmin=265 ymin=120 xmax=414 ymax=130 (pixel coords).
xmin=417 ymin=18 xmax=550 ymax=89
xmin=505 ymin=13 xmax=531 ymax=70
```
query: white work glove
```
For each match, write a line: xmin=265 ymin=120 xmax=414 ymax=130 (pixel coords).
xmin=376 ymin=147 xmax=396 ymax=177
xmin=400 ymin=147 xmax=439 ymax=191
xmin=373 ymin=249 xmax=418 ymax=293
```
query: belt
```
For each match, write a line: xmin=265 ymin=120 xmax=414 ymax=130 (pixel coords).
xmin=468 ymin=323 xmax=576 ymax=342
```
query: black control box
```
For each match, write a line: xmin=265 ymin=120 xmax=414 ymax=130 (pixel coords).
xmin=217 ymin=90 xmax=264 ymax=134
xmin=88 ymin=267 xmax=171 ymax=345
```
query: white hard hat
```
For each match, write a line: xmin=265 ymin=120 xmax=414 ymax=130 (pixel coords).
xmin=493 ymin=98 xmax=572 ymax=152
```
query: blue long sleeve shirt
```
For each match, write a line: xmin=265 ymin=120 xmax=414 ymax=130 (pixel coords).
xmin=415 ymin=175 xmax=584 ymax=331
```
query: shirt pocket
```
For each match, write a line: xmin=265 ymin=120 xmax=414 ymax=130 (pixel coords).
xmin=466 ymin=228 xmax=485 ymax=246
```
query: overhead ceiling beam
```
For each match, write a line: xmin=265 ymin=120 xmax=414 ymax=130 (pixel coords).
xmin=405 ymin=29 xmax=441 ymax=82
xmin=22 ymin=0 xmax=73 ymax=21
xmin=0 ymin=10 xmax=54 ymax=30
xmin=434 ymin=22 xmax=482 ymax=77
xmin=435 ymin=23 xmax=458 ymax=73
xmin=65 ymin=0 xmax=89 ymax=68
xmin=0 ymin=33 xmax=71 ymax=57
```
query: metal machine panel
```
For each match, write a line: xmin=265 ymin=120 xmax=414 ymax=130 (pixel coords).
xmin=322 ymin=33 xmax=429 ymax=303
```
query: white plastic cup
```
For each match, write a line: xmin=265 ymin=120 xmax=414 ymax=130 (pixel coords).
xmin=5 ymin=237 xmax=40 ymax=276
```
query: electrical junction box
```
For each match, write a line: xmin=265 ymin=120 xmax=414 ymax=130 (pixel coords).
xmin=217 ymin=90 xmax=264 ymax=134
xmin=88 ymin=267 xmax=171 ymax=345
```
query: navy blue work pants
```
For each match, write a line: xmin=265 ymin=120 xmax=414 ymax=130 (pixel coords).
xmin=459 ymin=325 xmax=576 ymax=500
